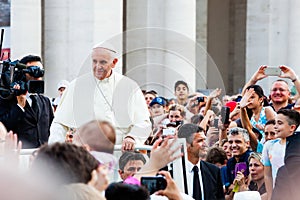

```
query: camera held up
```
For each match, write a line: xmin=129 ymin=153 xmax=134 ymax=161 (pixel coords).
xmin=0 ymin=59 xmax=45 ymax=99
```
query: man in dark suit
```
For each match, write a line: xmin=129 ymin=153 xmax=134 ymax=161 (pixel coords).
xmin=0 ymin=55 xmax=54 ymax=148
xmin=178 ymin=123 xmax=225 ymax=200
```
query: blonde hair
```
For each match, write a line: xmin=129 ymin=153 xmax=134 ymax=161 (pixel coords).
xmin=248 ymin=152 xmax=262 ymax=164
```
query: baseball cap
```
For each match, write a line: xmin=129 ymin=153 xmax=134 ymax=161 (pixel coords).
xmin=225 ymin=101 xmax=237 ymax=112
xmin=57 ymin=80 xmax=69 ymax=90
xmin=149 ymin=97 xmax=166 ymax=107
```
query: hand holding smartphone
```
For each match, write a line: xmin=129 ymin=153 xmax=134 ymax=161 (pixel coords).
xmin=162 ymin=127 xmax=176 ymax=136
xmin=221 ymin=106 xmax=230 ymax=125
xmin=234 ymin=162 xmax=248 ymax=177
xmin=141 ymin=175 xmax=167 ymax=194
xmin=213 ymin=118 xmax=219 ymax=129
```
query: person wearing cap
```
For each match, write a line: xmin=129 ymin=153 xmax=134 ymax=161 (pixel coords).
xmin=49 ymin=44 xmax=151 ymax=151
xmin=149 ymin=97 xmax=166 ymax=117
xmin=226 ymin=101 xmax=241 ymax=121
xmin=52 ymin=80 xmax=69 ymax=111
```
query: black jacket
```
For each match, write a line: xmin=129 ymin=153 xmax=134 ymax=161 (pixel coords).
xmin=0 ymin=95 xmax=54 ymax=148
xmin=272 ymin=132 xmax=300 ymax=200
xmin=200 ymin=161 xmax=225 ymax=200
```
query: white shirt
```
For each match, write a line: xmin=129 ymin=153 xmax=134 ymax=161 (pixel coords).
xmin=49 ymin=71 xmax=151 ymax=144
xmin=262 ymin=138 xmax=285 ymax=186
xmin=186 ymin=161 xmax=204 ymax=200
xmin=17 ymin=93 xmax=36 ymax=112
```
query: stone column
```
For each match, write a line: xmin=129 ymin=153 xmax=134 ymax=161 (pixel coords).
xmin=10 ymin=0 xmax=42 ymax=59
xmin=246 ymin=0 xmax=300 ymax=95
xmin=287 ymin=0 xmax=300 ymax=75
xmin=125 ymin=0 xmax=197 ymax=98
xmin=163 ymin=0 xmax=196 ymax=97
xmin=44 ymin=0 xmax=122 ymax=97
xmin=196 ymin=0 xmax=208 ymax=91
xmin=246 ymin=0 xmax=273 ymax=94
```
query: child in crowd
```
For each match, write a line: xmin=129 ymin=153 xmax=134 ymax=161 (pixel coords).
xmin=149 ymin=97 xmax=167 ymax=117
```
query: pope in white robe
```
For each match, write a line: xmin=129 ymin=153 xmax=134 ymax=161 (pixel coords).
xmin=48 ymin=45 xmax=151 ymax=150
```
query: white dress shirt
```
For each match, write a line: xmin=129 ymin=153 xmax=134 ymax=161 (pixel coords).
xmin=186 ymin=160 xmax=204 ymax=200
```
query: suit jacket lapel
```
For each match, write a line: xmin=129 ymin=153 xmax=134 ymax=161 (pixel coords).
xmin=200 ymin=161 xmax=216 ymax=199
xmin=200 ymin=161 xmax=208 ymax=199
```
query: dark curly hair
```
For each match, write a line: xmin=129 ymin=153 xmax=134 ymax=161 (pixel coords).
xmin=206 ymin=147 xmax=227 ymax=165
xmin=105 ymin=182 xmax=150 ymax=200
xmin=31 ymin=143 xmax=99 ymax=185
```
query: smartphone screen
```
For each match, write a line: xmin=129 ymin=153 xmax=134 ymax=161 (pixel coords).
xmin=221 ymin=106 xmax=230 ymax=124
xmin=141 ymin=176 xmax=167 ymax=194
xmin=264 ymin=67 xmax=281 ymax=76
xmin=214 ymin=118 xmax=219 ymax=129
xmin=234 ymin=162 xmax=248 ymax=177
xmin=162 ymin=128 xmax=176 ymax=136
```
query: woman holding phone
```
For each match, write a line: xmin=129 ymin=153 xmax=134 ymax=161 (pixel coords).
xmin=233 ymin=152 xmax=267 ymax=200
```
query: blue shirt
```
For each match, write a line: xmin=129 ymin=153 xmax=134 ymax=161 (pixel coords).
xmin=226 ymin=149 xmax=252 ymax=184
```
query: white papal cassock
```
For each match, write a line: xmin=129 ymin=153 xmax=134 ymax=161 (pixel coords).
xmin=48 ymin=71 xmax=151 ymax=145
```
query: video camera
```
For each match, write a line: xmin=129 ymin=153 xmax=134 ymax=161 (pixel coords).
xmin=0 ymin=59 xmax=44 ymax=99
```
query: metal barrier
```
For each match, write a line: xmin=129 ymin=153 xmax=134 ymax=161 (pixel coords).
xmin=19 ymin=145 xmax=153 ymax=155
xmin=19 ymin=139 xmax=188 ymax=193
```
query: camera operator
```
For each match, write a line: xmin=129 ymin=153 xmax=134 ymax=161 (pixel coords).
xmin=0 ymin=55 xmax=54 ymax=148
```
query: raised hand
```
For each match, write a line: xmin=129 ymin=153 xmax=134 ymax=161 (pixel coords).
xmin=239 ymin=88 xmax=255 ymax=109
xmin=155 ymin=170 xmax=182 ymax=200
xmin=279 ymin=65 xmax=298 ymax=80
xmin=209 ymin=88 xmax=222 ymax=99
xmin=251 ymin=65 xmax=268 ymax=82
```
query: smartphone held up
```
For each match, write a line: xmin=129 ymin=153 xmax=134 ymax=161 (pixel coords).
xmin=264 ymin=66 xmax=281 ymax=76
xmin=141 ymin=175 xmax=167 ymax=194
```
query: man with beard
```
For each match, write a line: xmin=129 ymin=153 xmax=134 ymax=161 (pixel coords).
xmin=178 ymin=123 xmax=224 ymax=200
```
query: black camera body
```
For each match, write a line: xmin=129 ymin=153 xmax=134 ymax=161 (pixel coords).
xmin=197 ymin=96 xmax=205 ymax=103
xmin=0 ymin=60 xmax=44 ymax=98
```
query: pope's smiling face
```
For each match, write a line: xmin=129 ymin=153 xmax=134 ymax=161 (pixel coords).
xmin=92 ymin=48 xmax=117 ymax=80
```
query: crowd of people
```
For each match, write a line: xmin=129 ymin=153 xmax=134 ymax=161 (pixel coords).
xmin=0 ymin=44 xmax=300 ymax=200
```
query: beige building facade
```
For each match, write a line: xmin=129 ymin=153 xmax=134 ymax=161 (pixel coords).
xmin=9 ymin=0 xmax=300 ymax=98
